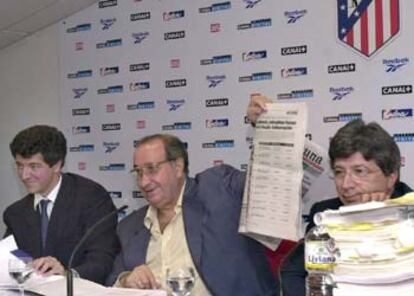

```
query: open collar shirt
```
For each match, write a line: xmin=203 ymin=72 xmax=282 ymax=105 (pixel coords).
xmin=144 ymin=181 xmax=210 ymax=295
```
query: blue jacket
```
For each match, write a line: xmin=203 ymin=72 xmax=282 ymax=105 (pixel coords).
xmin=106 ymin=165 xmax=278 ymax=295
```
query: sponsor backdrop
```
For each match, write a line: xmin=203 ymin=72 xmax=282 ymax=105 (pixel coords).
xmin=59 ymin=0 xmax=412 ymax=222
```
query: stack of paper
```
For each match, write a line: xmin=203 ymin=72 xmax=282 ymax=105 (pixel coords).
xmin=334 ymin=279 xmax=414 ymax=296
xmin=313 ymin=193 xmax=414 ymax=295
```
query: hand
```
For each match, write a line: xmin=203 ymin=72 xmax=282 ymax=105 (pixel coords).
xmin=344 ymin=191 xmax=391 ymax=205
xmin=32 ymin=256 xmax=65 ymax=276
xmin=121 ymin=264 xmax=161 ymax=290
xmin=359 ymin=191 xmax=391 ymax=203
xmin=246 ymin=93 xmax=271 ymax=124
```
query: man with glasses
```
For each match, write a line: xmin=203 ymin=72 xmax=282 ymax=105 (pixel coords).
xmin=303 ymin=119 xmax=412 ymax=232
xmin=106 ymin=134 xmax=278 ymax=296
xmin=3 ymin=125 xmax=119 ymax=284
xmin=247 ymin=94 xmax=412 ymax=295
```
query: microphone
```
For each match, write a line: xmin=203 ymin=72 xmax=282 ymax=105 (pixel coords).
xmin=66 ymin=205 xmax=128 ymax=296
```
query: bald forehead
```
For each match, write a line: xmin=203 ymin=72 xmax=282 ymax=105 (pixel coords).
xmin=135 ymin=139 xmax=166 ymax=160
xmin=137 ymin=138 xmax=164 ymax=150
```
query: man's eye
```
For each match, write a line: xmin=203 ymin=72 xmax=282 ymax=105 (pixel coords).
xmin=333 ymin=170 xmax=344 ymax=176
xmin=354 ymin=168 xmax=367 ymax=177
xmin=146 ymin=166 xmax=157 ymax=174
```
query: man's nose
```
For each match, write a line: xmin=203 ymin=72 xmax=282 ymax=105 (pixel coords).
xmin=137 ymin=173 xmax=151 ymax=187
xmin=341 ymin=172 xmax=356 ymax=189
xmin=20 ymin=167 xmax=31 ymax=180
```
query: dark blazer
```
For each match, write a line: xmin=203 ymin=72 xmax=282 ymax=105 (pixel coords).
xmin=3 ymin=173 xmax=119 ymax=285
xmin=106 ymin=165 xmax=279 ymax=296
xmin=279 ymin=181 xmax=413 ymax=296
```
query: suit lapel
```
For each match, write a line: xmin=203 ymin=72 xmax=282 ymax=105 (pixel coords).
xmin=124 ymin=211 xmax=151 ymax=268
xmin=127 ymin=228 xmax=150 ymax=267
xmin=182 ymin=178 xmax=203 ymax=267
xmin=44 ymin=174 xmax=71 ymax=254
xmin=22 ymin=196 xmax=43 ymax=257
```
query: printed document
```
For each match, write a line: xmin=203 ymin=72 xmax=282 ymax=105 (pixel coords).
xmin=239 ymin=102 xmax=309 ymax=250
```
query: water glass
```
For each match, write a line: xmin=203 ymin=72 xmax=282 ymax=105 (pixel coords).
xmin=166 ymin=266 xmax=195 ymax=296
xmin=8 ymin=257 xmax=33 ymax=296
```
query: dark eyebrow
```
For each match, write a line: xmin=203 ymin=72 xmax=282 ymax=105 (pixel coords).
xmin=351 ymin=165 xmax=369 ymax=169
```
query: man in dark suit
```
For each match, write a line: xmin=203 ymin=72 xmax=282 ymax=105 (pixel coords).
xmin=247 ymin=95 xmax=412 ymax=296
xmin=281 ymin=119 xmax=412 ymax=296
xmin=106 ymin=133 xmax=278 ymax=296
xmin=3 ymin=125 xmax=119 ymax=285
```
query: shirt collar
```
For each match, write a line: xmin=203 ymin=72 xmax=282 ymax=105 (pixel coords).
xmin=34 ymin=175 xmax=62 ymax=209
xmin=144 ymin=180 xmax=186 ymax=230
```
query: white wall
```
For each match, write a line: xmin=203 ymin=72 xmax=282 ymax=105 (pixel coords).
xmin=0 ymin=24 xmax=61 ymax=234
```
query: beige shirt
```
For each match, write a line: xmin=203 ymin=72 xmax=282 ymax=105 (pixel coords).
xmin=143 ymin=182 xmax=210 ymax=295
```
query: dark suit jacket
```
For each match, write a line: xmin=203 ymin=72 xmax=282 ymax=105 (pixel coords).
xmin=279 ymin=181 xmax=413 ymax=296
xmin=106 ymin=165 xmax=278 ymax=296
xmin=3 ymin=173 xmax=119 ymax=285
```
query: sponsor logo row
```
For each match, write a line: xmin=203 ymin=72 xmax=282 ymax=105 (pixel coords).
xmin=70 ymin=106 xmax=413 ymax=137
xmin=97 ymin=0 xmax=265 ymax=11
xmin=70 ymin=117 xmax=231 ymax=134
xmin=70 ymin=2 xmax=304 ymax=33
xmin=67 ymin=57 xmax=410 ymax=84
xmin=69 ymin=83 xmax=414 ymax=106
xmin=70 ymin=97 xmax=228 ymax=117
xmin=70 ymin=138 xmax=237 ymax=157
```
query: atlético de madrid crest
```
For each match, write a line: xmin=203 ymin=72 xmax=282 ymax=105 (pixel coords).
xmin=337 ymin=0 xmax=400 ymax=57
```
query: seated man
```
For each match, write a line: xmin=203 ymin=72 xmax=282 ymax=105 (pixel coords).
xmin=3 ymin=125 xmax=119 ymax=284
xmin=247 ymin=94 xmax=412 ymax=296
xmin=281 ymin=118 xmax=412 ymax=296
xmin=106 ymin=133 xmax=278 ymax=295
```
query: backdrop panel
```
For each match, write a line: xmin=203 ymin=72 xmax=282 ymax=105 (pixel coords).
xmin=59 ymin=0 xmax=413 ymax=223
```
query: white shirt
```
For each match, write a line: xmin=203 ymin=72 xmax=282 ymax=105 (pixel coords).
xmin=33 ymin=175 xmax=62 ymax=220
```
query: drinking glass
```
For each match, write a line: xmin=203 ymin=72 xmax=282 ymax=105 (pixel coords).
xmin=166 ymin=266 xmax=195 ymax=296
xmin=8 ymin=257 xmax=33 ymax=296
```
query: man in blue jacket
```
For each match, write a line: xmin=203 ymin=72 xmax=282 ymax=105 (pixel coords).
xmin=106 ymin=133 xmax=278 ymax=295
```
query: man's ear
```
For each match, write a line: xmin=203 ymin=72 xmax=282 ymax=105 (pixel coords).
xmin=387 ymin=171 xmax=398 ymax=190
xmin=173 ymin=158 xmax=185 ymax=177
xmin=52 ymin=160 xmax=63 ymax=173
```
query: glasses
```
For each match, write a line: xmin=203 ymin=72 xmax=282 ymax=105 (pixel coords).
xmin=130 ymin=159 xmax=173 ymax=179
xmin=331 ymin=166 xmax=381 ymax=182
